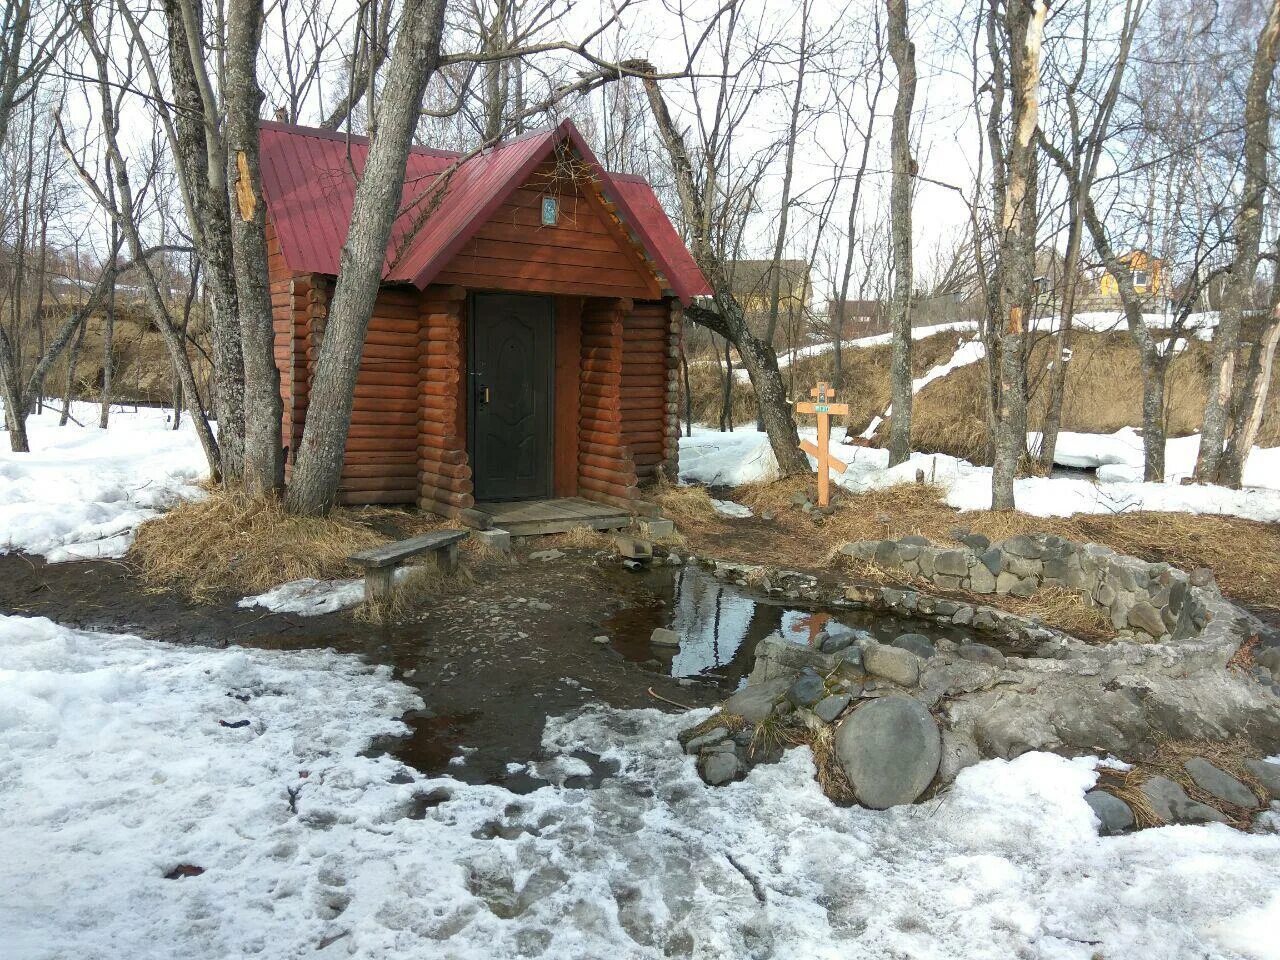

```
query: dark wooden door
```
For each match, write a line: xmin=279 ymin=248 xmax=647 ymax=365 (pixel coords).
xmin=469 ymin=293 xmax=554 ymax=501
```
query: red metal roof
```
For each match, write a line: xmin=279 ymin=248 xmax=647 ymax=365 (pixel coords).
xmin=259 ymin=119 xmax=712 ymax=303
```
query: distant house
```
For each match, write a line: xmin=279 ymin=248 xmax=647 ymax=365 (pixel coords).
xmin=726 ymin=259 xmax=811 ymax=313
xmin=1094 ymin=249 xmax=1166 ymax=304
xmin=826 ymin=299 xmax=887 ymax=337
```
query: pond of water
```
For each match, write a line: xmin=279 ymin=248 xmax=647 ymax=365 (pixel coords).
xmin=602 ymin=563 xmax=970 ymax=691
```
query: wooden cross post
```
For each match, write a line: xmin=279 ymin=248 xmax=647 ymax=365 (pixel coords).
xmin=795 ymin=381 xmax=850 ymax=507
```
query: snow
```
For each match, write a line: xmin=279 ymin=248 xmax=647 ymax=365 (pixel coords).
xmin=862 ymin=336 xmax=987 ymax=439
xmin=711 ymin=498 xmax=753 ymax=518
xmin=680 ymin=428 xmax=1280 ymax=521
xmin=239 ymin=576 xmax=368 ymax=616
xmin=3 ymin=611 xmax=1279 ymax=959
xmin=0 ymin=402 xmax=207 ymax=562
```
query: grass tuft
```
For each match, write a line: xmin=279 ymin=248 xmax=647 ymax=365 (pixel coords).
xmin=130 ymin=487 xmax=456 ymax=601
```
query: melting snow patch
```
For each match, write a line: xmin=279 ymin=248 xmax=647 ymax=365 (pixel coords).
xmin=3 ymin=612 xmax=1279 ymax=958
xmin=0 ymin=402 xmax=207 ymax=561
xmin=711 ymin=498 xmax=753 ymax=518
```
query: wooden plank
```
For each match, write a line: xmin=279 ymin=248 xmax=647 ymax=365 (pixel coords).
xmin=348 ymin=530 xmax=470 ymax=569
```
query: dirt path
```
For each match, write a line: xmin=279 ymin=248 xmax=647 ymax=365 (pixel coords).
xmin=0 ymin=549 xmax=723 ymax=790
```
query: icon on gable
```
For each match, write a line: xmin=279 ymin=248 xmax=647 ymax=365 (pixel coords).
xmin=541 ymin=196 xmax=559 ymax=226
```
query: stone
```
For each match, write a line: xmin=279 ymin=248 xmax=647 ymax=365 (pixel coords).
xmin=978 ymin=548 xmax=1003 ymax=576
xmin=935 ymin=600 xmax=960 ymax=617
xmin=901 ymin=534 xmax=931 ymax=546
xmin=699 ymin=750 xmax=740 ymax=786
xmin=1003 ymin=535 xmax=1044 ymax=559
xmin=1085 ymin=790 xmax=1135 ymax=835
xmin=961 ymin=533 xmax=991 ymax=552
xmin=1127 ymin=601 xmax=1166 ymax=638
xmin=834 ymin=695 xmax=942 ymax=809
xmin=952 ymin=607 xmax=975 ymax=626
xmin=1139 ymin=775 xmax=1228 ymax=824
xmin=684 ymin=727 xmax=729 ymax=754
xmin=529 ymin=549 xmax=564 ymax=561
xmin=592 ymin=635 xmax=610 ymax=645
xmin=1243 ymin=759 xmax=1280 ymax=799
xmin=650 ymin=627 xmax=680 ymax=647
xmin=614 ymin=535 xmax=654 ymax=560
xmin=969 ymin=564 xmax=997 ymax=594
xmin=1183 ymin=758 xmax=1258 ymax=808
xmin=818 ymin=624 xmax=860 ymax=654
xmin=957 ymin=642 xmax=1006 ymax=668
xmin=936 ymin=729 xmax=981 ymax=784
xmin=995 ymin=572 xmax=1020 ymax=595
xmin=814 ymin=694 xmax=851 ymax=723
xmin=787 ymin=668 xmax=827 ymax=708
xmin=637 ymin=518 xmax=676 ymax=540
xmin=1008 ymin=576 xmax=1038 ymax=599
xmin=863 ymin=644 xmax=921 ymax=687
xmin=874 ymin=541 xmax=900 ymax=566
xmin=723 ymin=677 xmax=791 ymax=723
xmin=897 ymin=543 xmax=921 ymax=561
xmin=935 ymin=550 xmax=970 ymax=577
xmin=891 ymin=633 xmax=937 ymax=659
xmin=841 ymin=541 xmax=877 ymax=562
xmin=1004 ymin=556 xmax=1042 ymax=579
xmin=474 ymin=528 xmax=512 ymax=553
xmin=1190 ymin=567 xmax=1216 ymax=588
xmin=1042 ymin=557 xmax=1069 ymax=581
xmin=1255 ymin=647 xmax=1280 ymax=680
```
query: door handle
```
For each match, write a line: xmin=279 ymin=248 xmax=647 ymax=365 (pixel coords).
xmin=477 ymin=384 xmax=491 ymax=407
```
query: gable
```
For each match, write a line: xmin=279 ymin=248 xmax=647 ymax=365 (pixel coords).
xmin=431 ymin=160 xmax=662 ymax=300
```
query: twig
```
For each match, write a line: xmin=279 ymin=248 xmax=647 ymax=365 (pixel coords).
xmin=646 ymin=687 xmax=695 ymax=710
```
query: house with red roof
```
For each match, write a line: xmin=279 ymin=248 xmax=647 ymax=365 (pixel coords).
xmin=259 ymin=119 xmax=710 ymax=529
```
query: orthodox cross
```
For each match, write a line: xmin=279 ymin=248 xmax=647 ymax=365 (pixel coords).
xmin=795 ymin=381 xmax=850 ymax=507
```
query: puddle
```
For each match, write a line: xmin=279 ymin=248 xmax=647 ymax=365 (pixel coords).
xmin=603 ymin=564 xmax=970 ymax=690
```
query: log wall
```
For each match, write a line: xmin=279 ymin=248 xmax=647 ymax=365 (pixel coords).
xmin=577 ymin=297 xmax=641 ymax=510
xmin=417 ymin=286 xmax=472 ymax=518
xmin=620 ymin=299 xmax=680 ymax=483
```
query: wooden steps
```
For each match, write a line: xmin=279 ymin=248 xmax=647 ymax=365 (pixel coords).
xmin=471 ymin=497 xmax=632 ymax=537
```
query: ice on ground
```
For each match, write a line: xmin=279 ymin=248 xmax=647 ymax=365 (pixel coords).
xmin=680 ymin=428 xmax=1280 ymax=522
xmin=0 ymin=401 xmax=207 ymax=561
xmin=239 ymin=576 xmax=367 ymax=615
xmin=239 ymin=567 xmax=419 ymax=616
xmin=711 ymin=498 xmax=753 ymax=518
xmin=2 ymin=612 xmax=1278 ymax=960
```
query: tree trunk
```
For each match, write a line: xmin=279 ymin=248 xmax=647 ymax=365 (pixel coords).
xmin=990 ymin=0 xmax=1047 ymax=510
xmin=163 ymin=0 xmax=246 ymax=480
xmin=1194 ymin=0 xmax=1280 ymax=482
xmin=62 ymin=316 xmax=87 ymax=426
xmin=885 ymin=0 xmax=917 ymax=467
xmin=286 ymin=0 xmax=448 ymax=515
xmin=1037 ymin=195 xmax=1083 ymax=471
xmin=225 ymin=0 xmax=284 ymax=495
xmin=0 ymin=340 xmax=29 ymax=451
xmin=719 ymin=337 xmax=733 ymax=431
xmin=638 ymin=74 xmax=808 ymax=476
xmin=99 ymin=229 xmax=116 ymax=429
xmin=1220 ymin=302 xmax=1279 ymax=488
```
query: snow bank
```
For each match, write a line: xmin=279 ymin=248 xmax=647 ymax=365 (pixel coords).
xmin=238 ymin=576 xmax=367 ymax=615
xmin=3 ymin=612 xmax=1278 ymax=959
xmin=0 ymin=402 xmax=207 ymax=561
xmin=681 ymin=428 xmax=1280 ymax=521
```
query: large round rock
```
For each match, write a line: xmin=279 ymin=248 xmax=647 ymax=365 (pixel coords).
xmin=834 ymin=695 xmax=941 ymax=809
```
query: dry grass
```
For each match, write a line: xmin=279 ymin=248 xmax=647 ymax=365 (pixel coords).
xmin=130 ymin=487 xmax=453 ymax=601
xmin=992 ymin=585 xmax=1117 ymax=641
xmin=1098 ymin=736 xmax=1268 ymax=829
xmin=545 ymin=524 xmax=617 ymax=551
xmin=357 ymin=561 xmax=476 ymax=625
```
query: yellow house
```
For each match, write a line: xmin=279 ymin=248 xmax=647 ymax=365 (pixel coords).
xmin=1099 ymin=249 xmax=1165 ymax=299
xmin=727 ymin=259 xmax=812 ymax=313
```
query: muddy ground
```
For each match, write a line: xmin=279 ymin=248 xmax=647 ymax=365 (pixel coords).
xmin=0 ymin=548 xmax=729 ymax=790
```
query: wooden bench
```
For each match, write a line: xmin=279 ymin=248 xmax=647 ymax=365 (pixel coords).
xmin=348 ymin=529 xmax=469 ymax=600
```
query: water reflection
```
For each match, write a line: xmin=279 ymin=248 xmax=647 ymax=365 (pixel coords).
xmin=605 ymin=564 xmax=966 ymax=690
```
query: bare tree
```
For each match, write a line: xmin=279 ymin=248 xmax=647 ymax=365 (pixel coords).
xmin=884 ymin=0 xmax=916 ymax=466
xmin=1195 ymin=0 xmax=1280 ymax=483
xmin=988 ymin=0 xmax=1048 ymax=510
